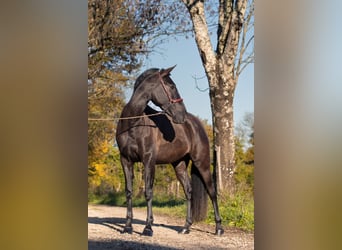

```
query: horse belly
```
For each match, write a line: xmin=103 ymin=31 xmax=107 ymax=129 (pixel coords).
xmin=155 ymin=140 xmax=189 ymax=164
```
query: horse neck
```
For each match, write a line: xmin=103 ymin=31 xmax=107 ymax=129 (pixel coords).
xmin=117 ymin=90 xmax=151 ymax=135
xmin=122 ymin=90 xmax=149 ymax=118
xmin=116 ymin=102 xmax=144 ymax=136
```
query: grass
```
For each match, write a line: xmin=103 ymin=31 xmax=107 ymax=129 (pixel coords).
xmin=207 ymin=190 xmax=254 ymax=231
xmin=89 ymin=192 xmax=185 ymax=208
xmin=88 ymin=188 xmax=254 ymax=232
xmin=88 ymin=191 xmax=127 ymax=206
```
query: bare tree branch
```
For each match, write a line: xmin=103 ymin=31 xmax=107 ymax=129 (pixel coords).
xmin=238 ymin=52 xmax=254 ymax=75
xmin=192 ymin=74 xmax=209 ymax=92
xmin=235 ymin=0 xmax=254 ymax=79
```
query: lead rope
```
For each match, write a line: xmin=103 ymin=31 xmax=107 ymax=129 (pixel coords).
xmin=88 ymin=111 xmax=165 ymax=121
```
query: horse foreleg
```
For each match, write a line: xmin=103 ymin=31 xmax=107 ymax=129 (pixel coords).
xmin=142 ymin=162 xmax=155 ymax=236
xmin=174 ymin=161 xmax=192 ymax=234
xmin=121 ymin=157 xmax=134 ymax=234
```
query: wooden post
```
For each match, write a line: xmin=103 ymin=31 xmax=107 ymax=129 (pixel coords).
xmin=216 ymin=145 xmax=222 ymax=191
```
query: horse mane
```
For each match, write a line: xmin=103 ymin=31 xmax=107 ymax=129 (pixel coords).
xmin=133 ymin=68 xmax=160 ymax=92
xmin=144 ymin=105 xmax=162 ymax=115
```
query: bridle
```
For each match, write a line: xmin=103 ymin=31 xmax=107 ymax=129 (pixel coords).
xmin=158 ymin=73 xmax=183 ymax=104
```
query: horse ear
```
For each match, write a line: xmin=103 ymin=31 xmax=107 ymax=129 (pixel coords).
xmin=160 ymin=65 xmax=176 ymax=76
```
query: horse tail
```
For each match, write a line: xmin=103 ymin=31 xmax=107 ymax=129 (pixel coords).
xmin=191 ymin=163 xmax=208 ymax=222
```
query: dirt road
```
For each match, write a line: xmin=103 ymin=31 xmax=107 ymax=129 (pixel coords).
xmin=88 ymin=204 xmax=254 ymax=249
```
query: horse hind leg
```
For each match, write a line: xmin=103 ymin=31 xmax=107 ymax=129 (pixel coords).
xmin=193 ymin=161 xmax=224 ymax=236
xmin=173 ymin=160 xmax=192 ymax=234
xmin=210 ymin=191 xmax=224 ymax=236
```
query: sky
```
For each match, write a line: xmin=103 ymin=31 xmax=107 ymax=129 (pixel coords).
xmin=127 ymin=36 xmax=254 ymax=126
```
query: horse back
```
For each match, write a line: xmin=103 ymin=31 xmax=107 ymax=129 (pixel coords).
xmin=182 ymin=113 xmax=211 ymax=162
xmin=116 ymin=110 xmax=210 ymax=165
xmin=150 ymin=112 xmax=210 ymax=164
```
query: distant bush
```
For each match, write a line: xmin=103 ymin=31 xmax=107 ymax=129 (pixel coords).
xmin=234 ymin=164 xmax=254 ymax=193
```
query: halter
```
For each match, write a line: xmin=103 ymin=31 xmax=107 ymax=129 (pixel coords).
xmin=158 ymin=73 xmax=183 ymax=104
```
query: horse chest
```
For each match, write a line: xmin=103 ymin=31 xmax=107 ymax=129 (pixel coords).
xmin=118 ymin=128 xmax=154 ymax=161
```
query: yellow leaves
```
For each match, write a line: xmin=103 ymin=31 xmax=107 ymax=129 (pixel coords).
xmin=89 ymin=139 xmax=111 ymax=161
xmin=88 ymin=162 xmax=108 ymax=189
xmin=94 ymin=163 xmax=106 ymax=177
xmin=89 ymin=141 xmax=110 ymax=179
xmin=100 ymin=140 xmax=109 ymax=154
xmin=88 ymin=145 xmax=124 ymax=195
xmin=89 ymin=175 xmax=101 ymax=187
xmin=88 ymin=140 xmax=110 ymax=188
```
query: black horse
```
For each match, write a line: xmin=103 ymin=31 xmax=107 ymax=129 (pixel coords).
xmin=116 ymin=66 xmax=223 ymax=236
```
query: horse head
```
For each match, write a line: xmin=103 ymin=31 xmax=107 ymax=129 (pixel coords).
xmin=134 ymin=66 xmax=187 ymax=124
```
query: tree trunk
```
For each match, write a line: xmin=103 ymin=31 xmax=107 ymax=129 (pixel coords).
xmin=210 ymin=70 xmax=236 ymax=191
xmin=182 ymin=0 xmax=248 ymax=192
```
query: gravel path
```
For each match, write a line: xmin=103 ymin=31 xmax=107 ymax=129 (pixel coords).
xmin=88 ymin=204 xmax=254 ymax=249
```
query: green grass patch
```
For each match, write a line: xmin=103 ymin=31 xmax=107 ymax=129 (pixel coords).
xmin=88 ymin=187 xmax=254 ymax=232
xmin=88 ymin=191 xmax=127 ymax=206
xmin=206 ymin=189 xmax=254 ymax=231
xmin=89 ymin=192 xmax=185 ymax=208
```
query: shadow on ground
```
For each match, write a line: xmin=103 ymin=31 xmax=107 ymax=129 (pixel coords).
xmin=88 ymin=239 xmax=181 ymax=250
xmin=88 ymin=216 xmax=184 ymax=250
xmin=88 ymin=216 xmax=184 ymax=235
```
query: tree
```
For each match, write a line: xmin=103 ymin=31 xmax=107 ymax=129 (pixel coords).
xmin=180 ymin=0 xmax=254 ymax=191
xmin=88 ymin=0 xmax=132 ymax=183
xmin=88 ymin=0 xmax=148 ymax=188
xmin=88 ymin=0 xmax=187 ymax=77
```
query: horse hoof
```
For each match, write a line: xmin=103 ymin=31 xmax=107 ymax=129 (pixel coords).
xmin=122 ymin=226 xmax=133 ymax=234
xmin=215 ymin=228 xmax=224 ymax=236
xmin=142 ymin=227 xmax=153 ymax=237
xmin=178 ymin=228 xmax=190 ymax=234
